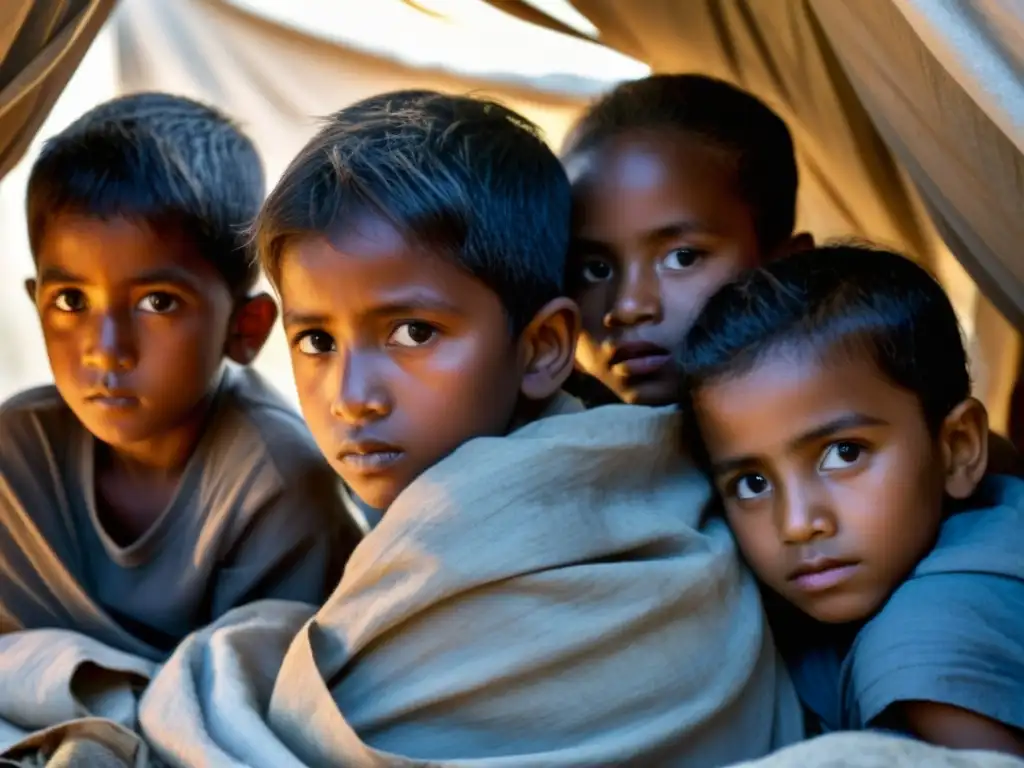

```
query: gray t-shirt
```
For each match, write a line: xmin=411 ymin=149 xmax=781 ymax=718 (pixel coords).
xmin=0 ymin=364 xmax=362 ymax=660
xmin=786 ymin=475 xmax=1024 ymax=733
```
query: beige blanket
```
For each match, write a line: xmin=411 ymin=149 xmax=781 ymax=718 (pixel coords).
xmin=0 ymin=630 xmax=156 ymax=766
xmin=141 ymin=402 xmax=800 ymax=766
xmin=5 ymin=402 xmax=1024 ymax=767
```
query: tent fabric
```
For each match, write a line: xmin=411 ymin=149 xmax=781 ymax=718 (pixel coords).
xmin=108 ymin=0 xmax=598 ymax=407
xmin=0 ymin=0 xmax=115 ymax=180
xmin=114 ymin=0 xmax=591 ymax=189
xmin=492 ymin=0 xmax=1024 ymax=433
xmin=1 ymin=0 xmax=1022 ymax=423
xmin=808 ymin=0 xmax=1024 ymax=431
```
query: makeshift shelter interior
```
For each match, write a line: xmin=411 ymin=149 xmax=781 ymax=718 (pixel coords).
xmin=1 ymin=0 xmax=1022 ymax=435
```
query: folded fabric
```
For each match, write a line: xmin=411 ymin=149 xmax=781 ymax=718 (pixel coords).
xmin=141 ymin=400 xmax=805 ymax=766
xmin=732 ymin=731 xmax=1024 ymax=767
xmin=0 ymin=629 xmax=157 ymax=766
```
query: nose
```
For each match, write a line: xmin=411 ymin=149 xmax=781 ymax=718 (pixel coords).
xmin=329 ymin=349 xmax=391 ymax=425
xmin=604 ymin=259 xmax=662 ymax=328
xmin=777 ymin=481 xmax=837 ymax=544
xmin=83 ymin=311 xmax=137 ymax=373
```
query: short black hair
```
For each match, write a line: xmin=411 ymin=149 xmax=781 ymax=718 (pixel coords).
xmin=27 ymin=92 xmax=265 ymax=296
xmin=563 ymin=74 xmax=797 ymax=251
xmin=255 ymin=89 xmax=570 ymax=333
xmin=679 ymin=243 xmax=971 ymax=444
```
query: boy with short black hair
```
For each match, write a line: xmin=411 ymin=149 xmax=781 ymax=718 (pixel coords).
xmin=163 ymin=89 xmax=803 ymax=766
xmin=679 ymin=243 xmax=1024 ymax=756
xmin=256 ymin=89 xmax=581 ymax=512
xmin=0 ymin=92 xmax=360 ymax=659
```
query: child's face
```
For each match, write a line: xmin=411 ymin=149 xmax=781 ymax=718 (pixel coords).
xmin=32 ymin=214 xmax=236 ymax=458
xmin=566 ymin=131 xmax=764 ymax=406
xmin=692 ymin=351 xmax=948 ymax=624
xmin=279 ymin=213 xmax=528 ymax=511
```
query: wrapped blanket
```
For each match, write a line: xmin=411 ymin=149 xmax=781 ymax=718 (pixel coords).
xmin=3 ymin=404 xmax=1024 ymax=767
xmin=141 ymin=401 xmax=804 ymax=766
xmin=0 ymin=630 xmax=156 ymax=766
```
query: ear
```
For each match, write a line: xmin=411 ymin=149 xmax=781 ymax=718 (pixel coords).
xmin=940 ymin=397 xmax=989 ymax=499
xmin=224 ymin=292 xmax=278 ymax=366
xmin=764 ymin=231 xmax=815 ymax=264
xmin=788 ymin=231 xmax=815 ymax=254
xmin=517 ymin=296 xmax=580 ymax=401
xmin=24 ymin=278 xmax=36 ymax=303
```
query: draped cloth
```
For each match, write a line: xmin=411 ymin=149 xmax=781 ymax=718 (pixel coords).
xmin=0 ymin=0 xmax=114 ymax=179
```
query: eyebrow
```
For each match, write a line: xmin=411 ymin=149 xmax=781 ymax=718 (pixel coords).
xmin=38 ymin=266 xmax=85 ymax=286
xmin=571 ymin=220 xmax=706 ymax=254
xmin=129 ymin=267 xmax=202 ymax=290
xmin=283 ymin=311 xmax=331 ymax=328
xmin=37 ymin=266 xmax=201 ymax=291
xmin=641 ymin=220 xmax=704 ymax=245
xmin=711 ymin=412 xmax=890 ymax=476
xmin=283 ymin=298 xmax=463 ymax=329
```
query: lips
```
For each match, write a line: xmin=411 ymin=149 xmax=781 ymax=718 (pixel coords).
xmin=86 ymin=390 xmax=140 ymax=409
xmin=787 ymin=558 xmax=860 ymax=592
xmin=608 ymin=340 xmax=673 ymax=377
xmin=336 ymin=439 xmax=404 ymax=474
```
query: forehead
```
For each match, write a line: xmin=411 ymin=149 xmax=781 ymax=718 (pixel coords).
xmin=36 ymin=213 xmax=221 ymax=286
xmin=277 ymin=213 xmax=503 ymax=320
xmin=694 ymin=349 xmax=923 ymax=455
xmin=567 ymin=130 xmax=752 ymax=243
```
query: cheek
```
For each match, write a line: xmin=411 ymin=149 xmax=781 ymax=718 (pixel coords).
xmin=663 ymin=257 xmax=751 ymax=331
xmin=404 ymin=340 xmax=520 ymax=432
xmin=841 ymin=448 xmax=943 ymax=562
xmin=572 ymin=283 xmax=613 ymax=337
xmin=290 ymin=356 xmax=335 ymax=420
xmin=138 ymin=318 xmax=224 ymax=389
xmin=726 ymin=509 xmax=780 ymax=574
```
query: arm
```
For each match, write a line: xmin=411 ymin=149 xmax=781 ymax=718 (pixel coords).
xmin=883 ymin=700 xmax=1024 ymax=757
xmin=211 ymin=462 xmax=364 ymax=617
xmin=848 ymin=571 xmax=1024 ymax=748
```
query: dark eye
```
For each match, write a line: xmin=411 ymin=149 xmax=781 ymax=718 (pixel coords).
xmin=734 ymin=473 xmax=772 ymax=500
xmin=580 ymin=258 xmax=613 ymax=283
xmin=661 ymin=248 xmax=701 ymax=271
xmin=388 ymin=322 xmax=437 ymax=348
xmin=820 ymin=441 xmax=864 ymax=470
xmin=53 ymin=289 xmax=87 ymax=313
xmin=137 ymin=292 xmax=179 ymax=314
xmin=295 ymin=330 xmax=335 ymax=356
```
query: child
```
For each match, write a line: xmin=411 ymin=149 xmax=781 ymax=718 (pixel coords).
xmin=0 ymin=93 xmax=361 ymax=658
xmin=254 ymin=89 xmax=582 ymax=512
xmin=561 ymin=74 xmax=812 ymax=407
xmin=678 ymin=243 xmax=1024 ymax=756
xmin=148 ymin=89 xmax=803 ymax=766
xmin=561 ymin=72 xmax=1024 ymax=478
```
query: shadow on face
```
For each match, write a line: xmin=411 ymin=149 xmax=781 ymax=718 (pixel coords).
xmin=566 ymin=130 xmax=813 ymax=406
xmin=692 ymin=349 xmax=976 ymax=624
xmin=278 ymin=212 xmax=535 ymax=510
xmin=30 ymin=214 xmax=237 ymax=461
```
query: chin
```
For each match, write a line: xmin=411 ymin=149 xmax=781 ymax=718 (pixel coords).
xmin=336 ymin=474 xmax=402 ymax=513
xmin=799 ymin=594 xmax=881 ymax=625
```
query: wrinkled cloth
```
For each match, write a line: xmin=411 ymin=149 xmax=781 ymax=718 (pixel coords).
xmin=0 ymin=629 xmax=158 ymax=766
xmin=141 ymin=401 xmax=804 ymax=767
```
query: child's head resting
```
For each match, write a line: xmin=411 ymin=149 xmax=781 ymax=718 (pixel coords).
xmin=255 ymin=90 xmax=579 ymax=510
xmin=563 ymin=74 xmax=811 ymax=406
xmin=26 ymin=92 xmax=274 ymax=464
xmin=679 ymin=244 xmax=989 ymax=625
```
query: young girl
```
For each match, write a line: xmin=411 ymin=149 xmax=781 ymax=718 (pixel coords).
xmin=561 ymin=74 xmax=811 ymax=406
